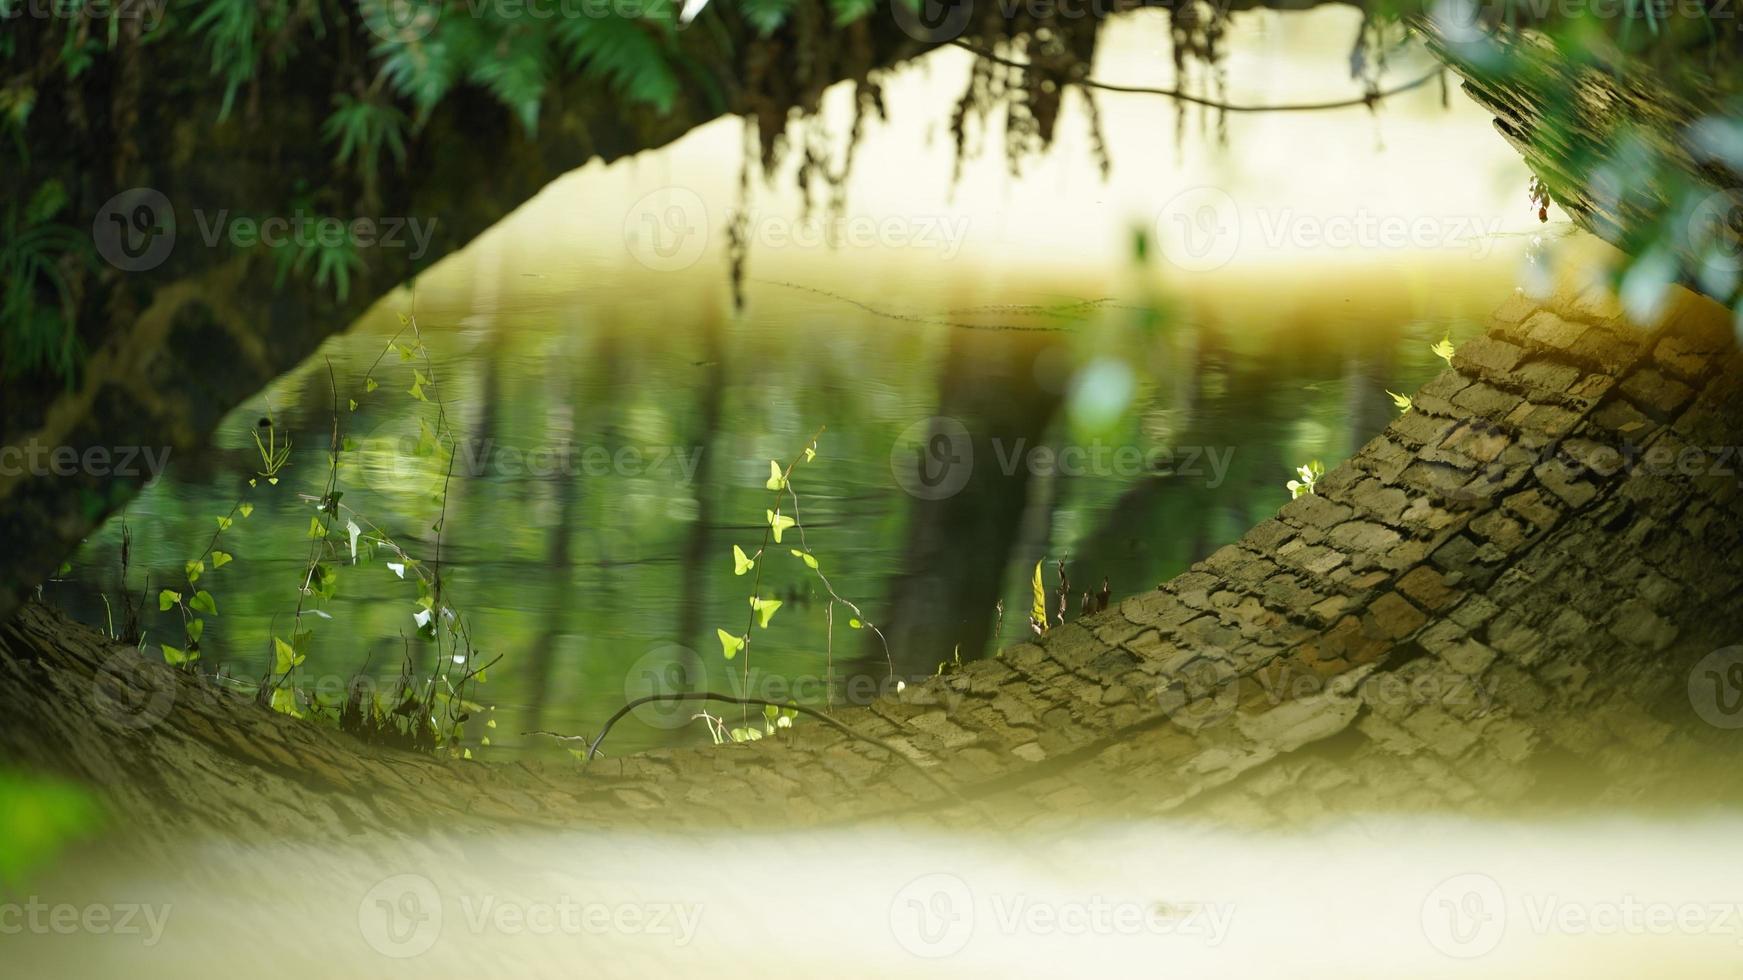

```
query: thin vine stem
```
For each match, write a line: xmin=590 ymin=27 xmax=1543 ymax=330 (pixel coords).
xmin=949 ymin=39 xmax=1442 ymax=112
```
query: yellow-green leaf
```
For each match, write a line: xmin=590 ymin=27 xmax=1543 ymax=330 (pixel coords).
xmin=790 ymin=549 xmax=819 ymax=570
xmin=1029 ymin=559 xmax=1048 ymax=633
xmin=158 ymin=589 xmax=180 ymax=611
xmin=765 ymin=460 xmax=787 ymax=491
xmin=1432 ymin=335 xmax=1456 ymax=365
xmin=766 ymin=509 xmax=795 ymax=543
xmin=751 ymin=595 xmax=782 ymax=629
xmin=211 ymin=551 xmax=232 ymax=568
xmin=238 ymin=503 xmax=254 ymax=518
xmin=732 ymin=544 xmax=755 ymax=576
xmin=188 ymin=590 xmax=217 ymax=615
xmin=717 ymin=629 xmax=745 ymax=661
xmin=270 ymin=687 xmax=301 ymax=717
xmin=273 ymin=636 xmax=305 ymax=673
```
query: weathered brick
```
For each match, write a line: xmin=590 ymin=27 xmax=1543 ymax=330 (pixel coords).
xmin=1523 ymin=310 xmax=1588 ymax=350
xmin=1282 ymin=493 xmax=1354 ymax=530
xmin=1397 ymin=566 xmax=1459 ymax=611
xmin=1454 ymin=336 xmax=1527 ymax=376
xmin=1327 ymin=520 xmax=1403 ymax=554
xmin=1514 ymin=357 xmax=1584 ymax=395
xmin=1618 ymin=367 xmax=1696 ymax=420
xmin=1366 ymin=592 xmax=1428 ymax=640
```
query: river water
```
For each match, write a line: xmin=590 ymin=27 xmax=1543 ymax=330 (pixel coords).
xmin=50 ymin=8 xmax=1539 ymax=757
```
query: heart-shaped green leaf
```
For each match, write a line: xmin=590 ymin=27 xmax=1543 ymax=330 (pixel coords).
xmin=751 ymin=595 xmax=782 ymax=629
xmin=717 ymin=629 xmax=745 ymax=661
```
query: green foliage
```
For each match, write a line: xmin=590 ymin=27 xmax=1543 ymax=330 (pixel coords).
xmin=323 ymin=94 xmax=409 ymax=180
xmin=552 ymin=15 xmax=681 ymax=115
xmin=372 ymin=25 xmax=466 ymax=123
xmin=701 ymin=430 xmax=893 ymax=742
xmin=187 ymin=0 xmax=281 ymax=120
xmin=469 ymin=28 xmax=553 ymax=134
xmin=1287 ymin=460 xmax=1324 ymax=500
xmin=0 ymin=769 xmax=101 ymax=887
xmin=270 ymin=220 xmax=364 ymax=302
xmin=1 ymin=181 xmax=88 ymax=381
xmin=1028 ymin=558 xmax=1047 ymax=635
xmin=740 ymin=0 xmax=800 ymax=35
xmin=826 ymin=0 xmax=878 ymax=25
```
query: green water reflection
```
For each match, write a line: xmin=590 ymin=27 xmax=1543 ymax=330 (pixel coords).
xmin=55 ymin=251 xmax=1519 ymax=756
